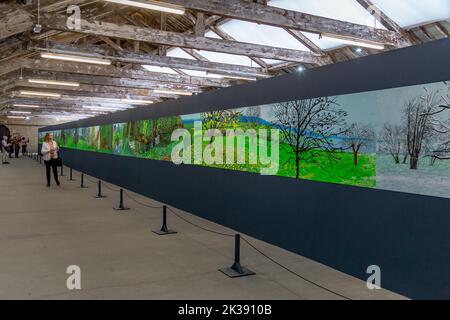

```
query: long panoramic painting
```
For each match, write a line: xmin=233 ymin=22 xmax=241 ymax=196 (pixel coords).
xmin=40 ymin=80 xmax=450 ymax=199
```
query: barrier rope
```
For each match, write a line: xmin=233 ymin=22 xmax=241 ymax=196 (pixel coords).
xmin=166 ymin=206 xmax=235 ymax=238
xmin=123 ymin=191 xmax=164 ymax=209
xmin=240 ymin=236 xmax=351 ymax=300
xmin=70 ymin=169 xmax=352 ymax=300
xmin=102 ymin=181 xmax=121 ymax=192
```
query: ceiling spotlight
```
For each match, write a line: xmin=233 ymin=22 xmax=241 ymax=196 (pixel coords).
xmin=355 ymin=47 xmax=363 ymax=53
xmin=297 ymin=66 xmax=305 ymax=72
xmin=32 ymin=24 xmax=42 ymax=34
xmin=40 ymin=53 xmax=111 ymax=65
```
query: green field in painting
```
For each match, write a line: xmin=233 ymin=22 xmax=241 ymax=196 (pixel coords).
xmin=52 ymin=122 xmax=376 ymax=188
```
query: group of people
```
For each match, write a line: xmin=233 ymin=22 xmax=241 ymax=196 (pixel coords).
xmin=1 ymin=135 xmax=29 ymax=164
xmin=2 ymin=133 xmax=60 ymax=187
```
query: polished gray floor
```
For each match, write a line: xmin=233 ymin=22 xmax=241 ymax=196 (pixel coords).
xmin=0 ymin=156 xmax=406 ymax=300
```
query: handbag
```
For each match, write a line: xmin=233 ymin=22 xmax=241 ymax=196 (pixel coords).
xmin=55 ymin=150 xmax=63 ymax=166
xmin=55 ymin=157 xmax=63 ymax=167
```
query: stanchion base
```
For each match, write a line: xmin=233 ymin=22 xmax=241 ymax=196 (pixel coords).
xmin=219 ymin=266 xmax=255 ymax=278
xmin=152 ymin=229 xmax=177 ymax=236
xmin=78 ymin=186 xmax=88 ymax=189
xmin=113 ymin=207 xmax=130 ymax=211
xmin=94 ymin=195 xmax=107 ymax=198
xmin=68 ymin=179 xmax=76 ymax=181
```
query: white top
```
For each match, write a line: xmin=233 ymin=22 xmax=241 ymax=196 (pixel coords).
xmin=41 ymin=141 xmax=59 ymax=161
xmin=1 ymin=140 xmax=9 ymax=151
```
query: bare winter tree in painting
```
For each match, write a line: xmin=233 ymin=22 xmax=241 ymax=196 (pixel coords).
xmin=380 ymin=123 xmax=404 ymax=164
xmin=403 ymin=88 xmax=450 ymax=169
xmin=345 ymin=123 xmax=375 ymax=166
xmin=273 ymin=97 xmax=347 ymax=179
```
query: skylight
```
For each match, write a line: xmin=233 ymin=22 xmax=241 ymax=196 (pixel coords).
xmin=371 ymin=0 xmax=450 ymax=28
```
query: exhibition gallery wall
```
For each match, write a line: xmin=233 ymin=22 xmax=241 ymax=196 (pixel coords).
xmin=40 ymin=39 xmax=450 ymax=300
xmin=40 ymin=80 xmax=450 ymax=199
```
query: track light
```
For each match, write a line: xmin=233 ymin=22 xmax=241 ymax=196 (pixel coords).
xmin=319 ymin=33 xmax=385 ymax=50
xmin=154 ymin=89 xmax=192 ymax=96
xmin=19 ymin=90 xmax=61 ymax=98
xmin=103 ymin=0 xmax=185 ymax=15
xmin=82 ymin=106 xmax=127 ymax=111
xmin=13 ymin=104 xmax=41 ymax=108
xmin=120 ymin=99 xmax=154 ymax=105
xmin=7 ymin=116 xmax=26 ymax=119
xmin=28 ymin=79 xmax=80 ymax=87
xmin=40 ymin=53 xmax=111 ymax=65
xmin=10 ymin=111 xmax=32 ymax=114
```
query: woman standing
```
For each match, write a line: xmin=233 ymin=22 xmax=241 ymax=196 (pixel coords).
xmin=1 ymin=136 xmax=10 ymax=164
xmin=41 ymin=133 xmax=60 ymax=187
xmin=21 ymin=137 xmax=29 ymax=155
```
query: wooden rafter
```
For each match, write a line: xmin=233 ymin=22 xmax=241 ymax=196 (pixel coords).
xmin=40 ymin=14 xmax=328 ymax=64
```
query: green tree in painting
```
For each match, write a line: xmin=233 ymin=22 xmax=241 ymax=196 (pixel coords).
xmin=156 ymin=116 xmax=183 ymax=143
xmin=273 ymin=97 xmax=347 ymax=179
xmin=99 ymin=124 xmax=113 ymax=152
xmin=132 ymin=120 xmax=154 ymax=154
xmin=201 ymin=110 xmax=241 ymax=144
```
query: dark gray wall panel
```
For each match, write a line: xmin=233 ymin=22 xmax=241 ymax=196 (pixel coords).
xmin=41 ymin=39 xmax=450 ymax=299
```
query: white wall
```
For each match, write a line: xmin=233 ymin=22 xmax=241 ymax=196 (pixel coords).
xmin=1 ymin=119 xmax=64 ymax=153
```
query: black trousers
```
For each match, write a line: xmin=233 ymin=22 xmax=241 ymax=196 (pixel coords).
xmin=44 ymin=159 xmax=59 ymax=185
xmin=14 ymin=145 xmax=19 ymax=158
xmin=22 ymin=145 xmax=27 ymax=154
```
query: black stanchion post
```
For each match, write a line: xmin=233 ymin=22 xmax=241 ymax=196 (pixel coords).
xmin=94 ymin=180 xmax=107 ymax=198
xmin=153 ymin=205 xmax=177 ymax=236
xmin=219 ymin=234 xmax=255 ymax=278
xmin=79 ymin=173 xmax=88 ymax=188
xmin=113 ymin=189 xmax=130 ymax=211
xmin=39 ymin=155 xmax=42 ymax=164
xmin=69 ymin=168 xmax=76 ymax=181
xmin=60 ymin=164 xmax=65 ymax=177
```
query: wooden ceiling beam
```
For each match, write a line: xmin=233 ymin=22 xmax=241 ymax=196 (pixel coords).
xmin=0 ymin=4 xmax=33 ymax=41
xmin=29 ymin=42 xmax=270 ymax=78
xmin=0 ymin=58 xmax=232 ymax=87
xmin=40 ymin=14 xmax=328 ymax=64
xmin=23 ymin=70 xmax=201 ymax=91
xmin=161 ymin=0 xmax=408 ymax=46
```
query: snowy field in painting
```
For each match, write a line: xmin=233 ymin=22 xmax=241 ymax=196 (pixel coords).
xmin=377 ymin=154 xmax=450 ymax=198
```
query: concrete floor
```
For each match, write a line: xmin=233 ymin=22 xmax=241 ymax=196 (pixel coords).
xmin=0 ymin=156 xmax=407 ymax=300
